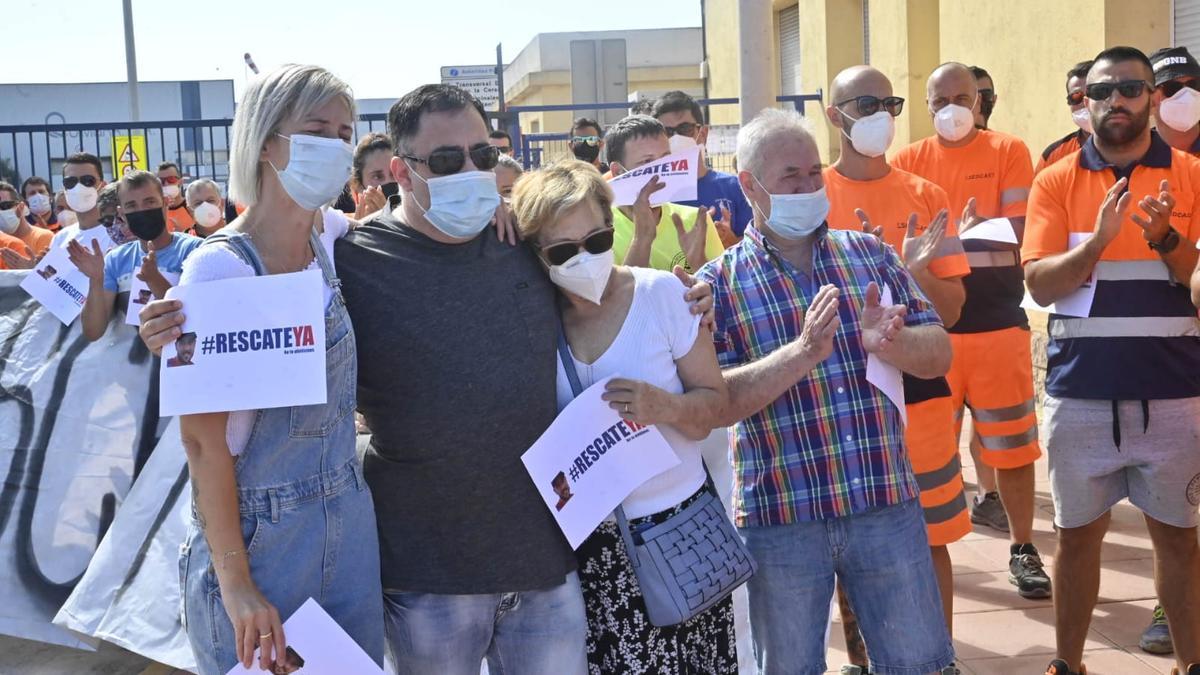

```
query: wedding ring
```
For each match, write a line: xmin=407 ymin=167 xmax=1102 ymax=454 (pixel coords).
xmin=259 ymin=631 xmax=272 ymax=640
xmin=624 ymin=404 xmax=630 ymax=414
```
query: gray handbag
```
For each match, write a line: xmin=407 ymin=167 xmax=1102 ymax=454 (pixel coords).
xmin=558 ymin=325 xmax=756 ymax=627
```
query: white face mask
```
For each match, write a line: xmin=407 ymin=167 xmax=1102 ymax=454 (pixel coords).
xmin=548 ymin=248 xmax=614 ymax=304
xmin=668 ymin=133 xmax=699 ymax=155
xmin=840 ymin=110 xmax=896 ymax=158
xmin=193 ymin=201 xmax=223 ymax=228
xmin=163 ymin=184 xmax=181 ymax=201
xmin=1072 ymin=107 xmax=1094 ymax=134
xmin=1158 ymin=86 xmax=1200 ymax=132
xmin=933 ymin=100 xmax=976 ymax=142
xmin=408 ymin=166 xmax=501 ymax=239
xmin=0 ymin=208 xmax=20 ymax=234
xmin=27 ymin=193 xmax=51 ymax=216
xmin=58 ymin=210 xmax=78 ymax=227
xmin=65 ymin=184 xmax=99 ymax=212
xmin=269 ymin=133 xmax=354 ymax=210
xmin=752 ymin=177 xmax=830 ymax=240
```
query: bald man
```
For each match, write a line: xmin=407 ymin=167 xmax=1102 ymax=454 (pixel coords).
xmin=823 ymin=66 xmax=971 ymax=654
xmin=892 ymin=62 xmax=1050 ymax=604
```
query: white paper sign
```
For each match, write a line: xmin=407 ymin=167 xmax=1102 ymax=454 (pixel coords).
xmin=19 ymin=245 xmax=90 ymax=325
xmin=1020 ymin=233 xmax=1096 ymax=317
xmin=959 ymin=217 xmax=1018 ymax=244
xmin=522 ymin=376 xmax=681 ymax=548
xmin=608 ymin=147 xmax=700 ymax=207
xmin=865 ymin=285 xmax=907 ymax=426
xmin=226 ymin=598 xmax=383 ymax=675
xmin=125 ymin=271 xmax=179 ymax=325
xmin=160 ymin=270 xmax=326 ymax=417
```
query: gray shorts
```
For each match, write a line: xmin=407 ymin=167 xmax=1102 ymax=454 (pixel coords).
xmin=1044 ymin=394 xmax=1200 ymax=529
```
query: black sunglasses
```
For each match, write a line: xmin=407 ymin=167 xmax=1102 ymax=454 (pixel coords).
xmin=835 ymin=95 xmax=905 ymax=118
xmin=1159 ymin=79 xmax=1200 ymax=98
xmin=1066 ymin=90 xmax=1086 ymax=106
xmin=62 ymin=175 xmax=99 ymax=189
xmin=1085 ymin=80 xmax=1150 ymax=101
xmin=663 ymin=122 xmax=699 ymax=138
xmin=978 ymin=88 xmax=996 ymax=103
xmin=0 ymin=200 xmax=17 ymax=210
xmin=540 ymin=227 xmax=614 ymax=266
xmin=403 ymin=144 xmax=500 ymax=176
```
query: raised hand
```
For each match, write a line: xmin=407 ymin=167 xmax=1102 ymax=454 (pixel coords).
xmin=959 ymin=197 xmax=986 ymax=234
xmin=67 ymin=239 xmax=105 ymax=282
xmin=855 ymin=208 xmax=883 ymax=239
xmin=632 ymin=176 xmax=666 ymax=243
xmin=859 ymin=281 xmax=906 ymax=354
xmin=1130 ymin=178 xmax=1174 ymax=245
xmin=1093 ymin=177 xmax=1132 ymax=249
xmin=708 ymin=203 xmax=739 ymax=248
xmin=1 ymin=245 xmax=35 ymax=270
xmin=902 ymin=209 xmax=949 ymax=274
xmin=675 ymin=207 xmax=711 ymax=272
xmin=798 ymin=284 xmax=841 ymax=363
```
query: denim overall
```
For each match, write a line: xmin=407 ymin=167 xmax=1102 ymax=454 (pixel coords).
xmin=178 ymin=228 xmax=384 ymax=674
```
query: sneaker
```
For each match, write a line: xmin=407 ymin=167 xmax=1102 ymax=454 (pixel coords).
xmin=1045 ymin=658 xmax=1087 ymax=675
xmin=839 ymin=667 xmax=869 ymax=675
xmin=1140 ymin=604 xmax=1174 ymax=655
xmin=970 ymin=491 xmax=1010 ymax=532
xmin=1009 ymin=543 xmax=1052 ymax=599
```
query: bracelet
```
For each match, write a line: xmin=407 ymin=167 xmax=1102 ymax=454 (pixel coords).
xmin=220 ymin=549 xmax=246 ymax=571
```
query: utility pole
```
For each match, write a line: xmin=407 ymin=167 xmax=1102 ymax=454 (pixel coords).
xmin=737 ymin=0 xmax=772 ymax=124
xmin=122 ymin=0 xmax=140 ymax=121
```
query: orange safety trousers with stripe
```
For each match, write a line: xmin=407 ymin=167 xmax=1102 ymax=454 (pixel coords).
xmin=906 ymin=396 xmax=971 ymax=547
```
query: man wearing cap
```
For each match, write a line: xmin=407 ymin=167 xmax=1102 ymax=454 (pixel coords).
xmin=1151 ymin=47 xmax=1200 ymax=156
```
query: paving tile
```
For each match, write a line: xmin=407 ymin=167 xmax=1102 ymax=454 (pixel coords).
xmin=962 ymin=647 xmax=1163 ymax=674
xmin=951 ymin=607 xmax=1113 ymax=660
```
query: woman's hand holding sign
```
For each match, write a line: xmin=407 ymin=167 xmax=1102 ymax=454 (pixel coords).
xmin=138 ymin=298 xmax=186 ymax=356
xmin=602 ymin=378 xmax=678 ymax=427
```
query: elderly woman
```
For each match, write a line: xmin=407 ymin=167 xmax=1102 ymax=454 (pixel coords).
xmin=348 ymin=132 xmax=394 ymax=219
xmin=183 ymin=178 xmax=228 ymax=238
xmin=511 ymin=160 xmax=736 ymax=675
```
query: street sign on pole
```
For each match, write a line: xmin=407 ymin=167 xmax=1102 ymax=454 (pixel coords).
xmin=441 ymin=64 xmax=500 ymax=111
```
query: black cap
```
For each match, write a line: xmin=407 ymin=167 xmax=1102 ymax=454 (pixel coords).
xmin=1149 ymin=47 xmax=1200 ymax=86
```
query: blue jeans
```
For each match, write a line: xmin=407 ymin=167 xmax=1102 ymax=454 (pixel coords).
xmin=382 ymin=572 xmax=588 ymax=675
xmin=740 ymin=498 xmax=954 ymax=675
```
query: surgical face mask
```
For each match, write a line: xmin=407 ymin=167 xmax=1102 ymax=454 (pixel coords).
xmin=547 ymin=248 xmax=614 ymax=304
xmin=572 ymin=143 xmax=601 ymax=163
xmin=0 ymin=208 xmax=20 ymax=234
xmin=125 ymin=207 xmax=167 ymax=241
xmin=840 ymin=110 xmax=895 ymax=158
xmin=193 ymin=201 xmax=223 ymax=228
xmin=65 ymin=184 xmax=99 ymax=212
xmin=407 ymin=164 xmax=500 ymax=239
xmin=1158 ymin=86 xmax=1200 ymax=132
xmin=269 ymin=133 xmax=354 ymax=210
xmin=933 ymin=100 xmax=976 ymax=142
xmin=27 ymin=193 xmax=52 ymax=216
xmin=1072 ymin=107 xmax=1094 ymax=134
xmin=58 ymin=210 xmax=78 ymax=227
xmin=752 ymin=177 xmax=830 ymax=240
xmin=668 ymin=133 xmax=699 ymax=155
xmin=163 ymin=184 xmax=181 ymax=201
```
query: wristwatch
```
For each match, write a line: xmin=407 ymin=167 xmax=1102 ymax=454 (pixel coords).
xmin=1148 ymin=227 xmax=1181 ymax=254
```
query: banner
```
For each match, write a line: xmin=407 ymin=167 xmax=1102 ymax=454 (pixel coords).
xmin=607 ymin=147 xmax=700 ymax=207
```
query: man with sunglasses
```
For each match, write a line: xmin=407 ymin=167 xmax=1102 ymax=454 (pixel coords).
xmin=1037 ymin=61 xmax=1095 ymax=175
xmin=970 ymin=66 xmax=998 ymax=131
xmin=1150 ymin=47 xmax=1200 ymax=156
xmin=0 ymin=181 xmax=53 ymax=270
xmin=1023 ymin=45 xmax=1200 ymax=675
xmin=653 ymin=90 xmax=750 ymax=246
xmin=488 ymin=129 xmax=514 ymax=156
xmin=49 ymin=153 xmax=115 ymax=254
xmin=893 ymin=62 xmax=1048 ymax=604
xmin=156 ymin=162 xmax=195 ymax=233
xmin=568 ymin=117 xmax=605 ymax=169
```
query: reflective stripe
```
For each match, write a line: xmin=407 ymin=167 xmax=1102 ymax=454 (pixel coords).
xmin=1048 ymin=316 xmax=1200 ymax=339
xmin=1000 ymin=187 xmax=1030 ymax=205
xmin=915 ymin=453 xmax=963 ymax=492
xmin=966 ymin=251 xmax=1019 ymax=268
xmin=972 ymin=399 xmax=1036 ymax=423
xmin=978 ymin=426 xmax=1038 ymax=451
xmin=923 ymin=488 xmax=968 ymax=524
xmin=935 ymin=236 xmax=965 ymax=258
xmin=1094 ymin=260 xmax=1171 ymax=282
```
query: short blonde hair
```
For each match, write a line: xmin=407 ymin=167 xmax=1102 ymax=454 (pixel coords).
xmin=512 ymin=160 xmax=613 ymax=242
xmin=228 ymin=64 xmax=355 ymax=205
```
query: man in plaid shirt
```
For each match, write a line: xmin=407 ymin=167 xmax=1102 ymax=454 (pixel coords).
xmin=700 ymin=109 xmax=956 ymax=675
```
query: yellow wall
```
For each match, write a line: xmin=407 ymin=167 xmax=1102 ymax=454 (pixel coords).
xmin=704 ymin=0 xmax=742 ymax=125
xmin=868 ymin=0 xmax=939 ymax=153
xmin=795 ymin=0 xmax=863 ymax=162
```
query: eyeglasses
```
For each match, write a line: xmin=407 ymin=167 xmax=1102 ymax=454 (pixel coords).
xmin=1085 ymin=80 xmax=1150 ymax=101
xmin=571 ymin=135 xmax=601 ymax=146
xmin=495 ymin=146 xmax=513 ymax=154
xmin=662 ymin=122 xmax=699 ymax=138
xmin=403 ymin=144 xmax=500 ymax=176
xmin=1066 ymin=89 xmax=1086 ymax=106
xmin=835 ymin=95 xmax=905 ymax=117
xmin=62 ymin=175 xmax=99 ymax=189
xmin=540 ymin=227 xmax=614 ymax=266
xmin=978 ymin=88 xmax=996 ymax=103
xmin=159 ymin=175 xmax=181 ymax=185
xmin=1159 ymin=79 xmax=1199 ymax=98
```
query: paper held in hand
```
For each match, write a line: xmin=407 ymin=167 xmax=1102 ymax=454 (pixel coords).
xmin=19 ymin=244 xmax=90 ymax=325
xmin=1020 ymin=232 xmax=1096 ymax=317
xmin=865 ymin=284 xmax=907 ymax=426
xmin=959 ymin=217 xmax=1018 ymax=244
xmin=608 ymin=147 xmax=700 ymax=207
xmin=225 ymin=598 xmax=383 ymax=675
xmin=522 ymin=375 xmax=681 ymax=549
xmin=159 ymin=269 xmax=327 ymax=417
xmin=125 ymin=271 xmax=179 ymax=325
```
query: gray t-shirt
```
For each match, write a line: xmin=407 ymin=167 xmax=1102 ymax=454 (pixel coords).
xmin=335 ymin=210 xmax=575 ymax=594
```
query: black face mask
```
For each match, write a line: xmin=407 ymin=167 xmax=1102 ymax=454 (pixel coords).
xmin=125 ymin=207 xmax=167 ymax=241
xmin=572 ymin=143 xmax=601 ymax=163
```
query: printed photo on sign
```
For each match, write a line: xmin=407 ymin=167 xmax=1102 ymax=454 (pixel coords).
xmin=226 ymin=598 xmax=383 ymax=675
xmin=160 ymin=269 xmax=327 ymax=417
xmin=608 ymin=147 xmax=700 ymax=207
xmin=125 ymin=271 xmax=179 ymax=325
xmin=19 ymin=245 xmax=90 ymax=325
xmin=522 ymin=376 xmax=681 ymax=549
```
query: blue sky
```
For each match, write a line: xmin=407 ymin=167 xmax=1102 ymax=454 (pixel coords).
xmin=12 ymin=0 xmax=702 ymax=100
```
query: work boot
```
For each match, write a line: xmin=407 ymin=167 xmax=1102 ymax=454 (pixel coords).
xmin=1009 ymin=542 xmax=1052 ymax=599
xmin=970 ymin=491 xmax=1010 ymax=532
xmin=1045 ymin=658 xmax=1087 ymax=675
xmin=1140 ymin=604 xmax=1174 ymax=654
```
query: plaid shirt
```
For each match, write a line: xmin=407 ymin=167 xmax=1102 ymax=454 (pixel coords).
xmin=697 ymin=224 xmax=941 ymax=527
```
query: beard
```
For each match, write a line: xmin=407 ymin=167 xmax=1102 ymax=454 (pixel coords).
xmin=1094 ymin=105 xmax=1150 ymax=146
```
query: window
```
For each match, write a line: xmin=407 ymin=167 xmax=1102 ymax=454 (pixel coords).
xmin=779 ymin=4 xmax=801 ymax=96
xmin=1177 ymin=0 xmax=1200 ymax=54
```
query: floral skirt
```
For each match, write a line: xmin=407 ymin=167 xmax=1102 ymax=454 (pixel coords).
xmin=576 ymin=489 xmax=738 ymax=675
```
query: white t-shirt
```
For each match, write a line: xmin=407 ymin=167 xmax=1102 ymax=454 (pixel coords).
xmin=177 ymin=207 xmax=350 ymax=455
xmin=554 ymin=266 xmax=705 ymax=520
xmin=52 ymin=223 xmax=115 ymax=252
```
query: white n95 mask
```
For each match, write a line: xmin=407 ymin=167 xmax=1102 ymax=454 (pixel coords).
xmin=842 ymin=110 xmax=896 ymax=158
xmin=668 ymin=134 xmax=699 ymax=155
xmin=408 ymin=167 xmax=500 ymax=239
xmin=270 ymin=133 xmax=354 ymax=210
xmin=1072 ymin=108 xmax=1094 ymax=134
xmin=193 ymin=202 xmax=223 ymax=228
xmin=1159 ymin=86 xmax=1200 ymax=132
xmin=548 ymin=248 xmax=614 ymax=304
xmin=933 ymin=102 xmax=976 ymax=142
xmin=753 ymin=177 xmax=830 ymax=240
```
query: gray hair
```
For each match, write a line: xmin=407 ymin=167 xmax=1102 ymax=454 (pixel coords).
xmin=97 ymin=183 xmax=121 ymax=211
xmin=228 ymin=64 xmax=355 ymax=205
xmin=736 ymin=108 xmax=816 ymax=177
xmin=185 ymin=177 xmax=222 ymax=204
xmin=496 ymin=154 xmax=524 ymax=174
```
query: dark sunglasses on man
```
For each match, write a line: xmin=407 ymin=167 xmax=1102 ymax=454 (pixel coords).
xmin=835 ymin=95 xmax=906 ymax=118
xmin=1159 ymin=79 xmax=1200 ymax=98
xmin=1085 ymin=80 xmax=1151 ymax=101
xmin=978 ymin=88 xmax=996 ymax=104
xmin=402 ymin=143 xmax=501 ymax=176
xmin=571 ymin=135 xmax=602 ymax=147
xmin=539 ymin=227 xmax=614 ymax=266
xmin=663 ymin=123 xmax=699 ymax=138
xmin=62 ymin=175 xmax=99 ymax=190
